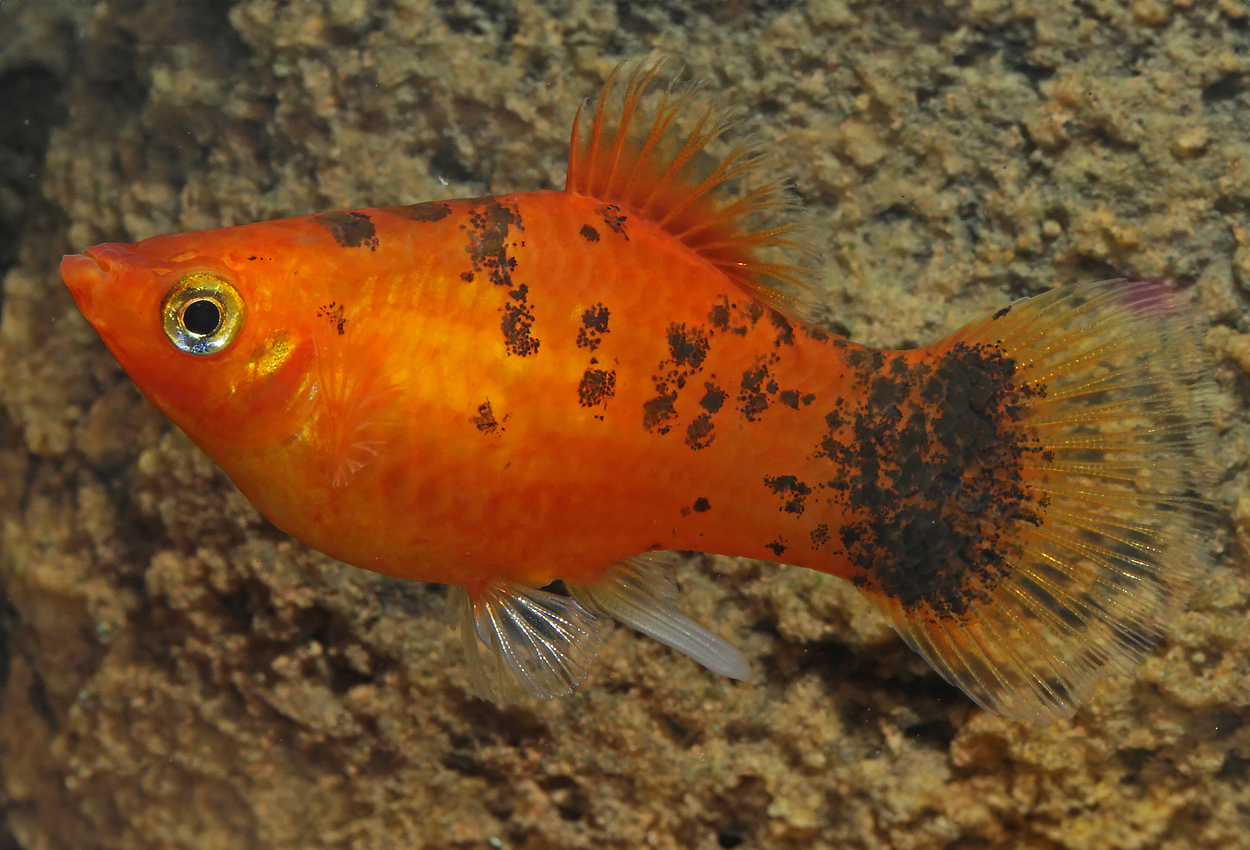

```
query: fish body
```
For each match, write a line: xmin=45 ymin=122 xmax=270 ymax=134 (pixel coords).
xmin=70 ymin=191 xmax=864 ymax=587
xmin=62 ymin=62 xmax=1217 ymax=722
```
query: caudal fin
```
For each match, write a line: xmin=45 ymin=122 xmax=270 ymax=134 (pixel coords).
xmin=861 ymin=280 xmax=1218 ymax=724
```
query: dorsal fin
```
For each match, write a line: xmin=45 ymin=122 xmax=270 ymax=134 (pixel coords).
xmin=565 ymin=58 xmax=814 ymax=320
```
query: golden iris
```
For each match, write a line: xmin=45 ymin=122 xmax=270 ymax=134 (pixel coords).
xmin=161 ymin=272 xmax=245 ymax=355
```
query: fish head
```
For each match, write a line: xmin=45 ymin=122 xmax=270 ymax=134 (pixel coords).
xmin=61 ymin=230 xmax=317 ymax=451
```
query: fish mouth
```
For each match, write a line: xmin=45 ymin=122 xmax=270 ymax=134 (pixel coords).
xmin=61 ymin=249 xmax=110 ymax=315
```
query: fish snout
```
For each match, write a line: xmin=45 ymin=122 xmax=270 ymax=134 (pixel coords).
xmin=61 ymin=244 xmax=149 ymax=321
xmin=60 ymin=249 xmax=111 ymax=311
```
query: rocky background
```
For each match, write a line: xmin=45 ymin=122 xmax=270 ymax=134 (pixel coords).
xmin=1 ymin=0 xmax=1249 ymax=847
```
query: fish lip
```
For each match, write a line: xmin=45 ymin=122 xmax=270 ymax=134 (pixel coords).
xmin=61 ymin=249 xmax=108 ymax=303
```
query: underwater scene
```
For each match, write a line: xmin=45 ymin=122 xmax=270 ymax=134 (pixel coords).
xmin=1 ymin=0 xmax=1249 ymax=848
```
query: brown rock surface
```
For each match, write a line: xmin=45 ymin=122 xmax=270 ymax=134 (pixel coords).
xmin=1 ymin=1 xmax=1248 ymax=848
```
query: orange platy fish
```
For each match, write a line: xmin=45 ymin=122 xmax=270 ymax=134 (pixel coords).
xmin=62 ymin=62 xmax=1216 ymax=724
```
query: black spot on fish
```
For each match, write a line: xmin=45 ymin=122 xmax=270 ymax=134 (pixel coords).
xmin=993 ymin=304 xmax=1012 ymax=320
xmin=317 ymin=302 xmax=346 ymax=335
xmin=810 ymin=524 xmax=829 ymax=548
xmin=738 ymin=363 xmax=772 ymax=422
xmin=642 ymin=392 xmax=677 ymax=435
xmin=765 ymin=539 xmax=788 ymax=557
xmin=386 ymin=201 xmax=453 ymax=222
xmin=763 ymin=474 xmax=812 ymax=516
xmin=700 ymin=383 xmax=726 ymax=414
xmin=577 ymin=368 xmax=616 ymax=407
xmin=316 ymin=211 xmax=379 ymax=250
xmin=708 ymin=294 xmax=770 ymax=337
xmin=708 ymin=297 xmax=731 ymax=331
xmin=460 ymin=272 xmax=474 ymax=282
xmin=846 ymin=346 xmax=885 ymax=373
xmin=464 ymin=201 xmax=538 ymax=357
xmin=685 ymin=413 xmax=715 ymax=450
xmin=466 ymin=201 xmax=521 ymax=287
xmin=595 ymin=203 xmax=628 ymax=239
xmin=501 ymin=289 xmax=540 ymax=357
xmin=579 ymin=224 xmax=600 ymax=242
xmin=733 ymin=351 xmax=817 ymax=425
xmin=693 ymin=497 xmax=711 ymax=513
xmin=471 ymin=401 xmax=502 ymax=434
xmin=768 ymin=310 xmax=794 ymax=346
xmin=642 ymin=323 xmax=714 ymax=435
xmin=584 ymin=304 xmax=610 ymax=332
xmin=667 ymin=323 xmax=710 ymax=373
xmin=576 ymin=304 xmax=610 ymax=351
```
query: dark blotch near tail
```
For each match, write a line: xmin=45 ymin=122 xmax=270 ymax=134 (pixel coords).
xmin=829 ymin=343 xmax=1048 ymax=616
xmin=316 ymin=211 xmax=379 ymax=250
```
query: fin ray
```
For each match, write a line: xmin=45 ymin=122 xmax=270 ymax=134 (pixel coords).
xmin=568 ymin=554 xmax=751 ymax=681
xmin=448 ymin=581 xmax=600 ymax=701
xmin=311 ymin=309 xmax=402 ymax=488
xmin=565 ymin=57 xmax=813 ymax=320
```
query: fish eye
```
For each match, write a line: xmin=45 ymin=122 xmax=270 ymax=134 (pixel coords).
xmin=161 ymin=272 xmax=245 ymax=355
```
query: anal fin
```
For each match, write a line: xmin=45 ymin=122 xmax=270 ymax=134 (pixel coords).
xmin=448 ymin=581 xmax=601 ymax=701
xmin=569 ymin=555 xmax=751 ymax=681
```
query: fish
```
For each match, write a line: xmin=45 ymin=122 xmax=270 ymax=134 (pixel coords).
xmin=61 ymin=60 xmax=1217 ymax=724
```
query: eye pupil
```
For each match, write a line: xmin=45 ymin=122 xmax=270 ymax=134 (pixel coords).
xmin=183 ymin=299 xmax=222 ymax=336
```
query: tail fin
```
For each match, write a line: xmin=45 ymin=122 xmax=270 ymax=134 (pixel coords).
xmin=863 ymin=280 xmax=1218 ymax=724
